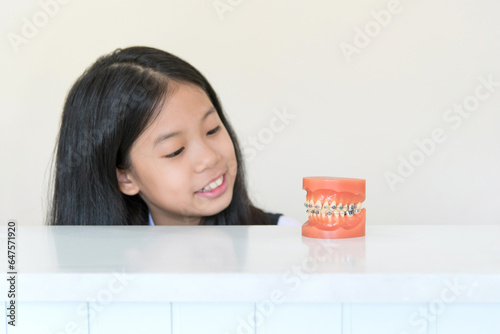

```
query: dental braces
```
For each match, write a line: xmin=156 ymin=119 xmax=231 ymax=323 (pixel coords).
xmin=304 ymin=201 xmax=363 ymax=217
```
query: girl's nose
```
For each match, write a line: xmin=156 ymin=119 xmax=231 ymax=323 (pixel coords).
xmin=193 ymin=141 xmax=220 ymax=173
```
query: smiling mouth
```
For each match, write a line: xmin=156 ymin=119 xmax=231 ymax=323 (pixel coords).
xmin=199 ymin=175 xmax=223 ymax=192
xmin=196 ymin=173 xmax=225 ymax=193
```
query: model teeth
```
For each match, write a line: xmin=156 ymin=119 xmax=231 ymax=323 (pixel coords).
xmin=321 ymin=201 xmax=329 ymax=215
xmin=201 ymin=175 xmax=223 ymax=192
xmin=304 ymin=201 xmax=363 ymax=218
xmin=315 ymin=200 xmax=321 ymax=212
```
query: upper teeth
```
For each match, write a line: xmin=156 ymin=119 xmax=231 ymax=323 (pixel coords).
xmin=201 ymin=175 xmax=223 ymax=192
xmin=304 ymin=200 xmax=363 ymax=217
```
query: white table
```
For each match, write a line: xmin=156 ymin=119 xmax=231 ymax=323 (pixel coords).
xmin=2 ymin=225 xmax=500 ymax=334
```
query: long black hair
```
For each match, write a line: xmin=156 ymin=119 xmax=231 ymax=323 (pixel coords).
xmin=48 ymin=46 xmax=270 ymax=226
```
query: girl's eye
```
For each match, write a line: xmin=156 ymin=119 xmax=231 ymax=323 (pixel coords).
xmin=207 ymin=125 xmax=220 ymax=136
xmin=165 ymin=147 xmax=184 ymax=158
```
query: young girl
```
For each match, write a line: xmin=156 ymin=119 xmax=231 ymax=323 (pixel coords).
xmin=48 ymin=46 xmax=298 ymax=226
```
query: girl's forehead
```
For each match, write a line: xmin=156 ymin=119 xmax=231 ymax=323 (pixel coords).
xmin=158 ymin=83 xmax=214 ymax=120
xmin=135 ymin=83 xmax=219 ymax=147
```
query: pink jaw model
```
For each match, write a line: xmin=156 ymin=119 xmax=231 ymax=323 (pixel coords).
xmin=302 ymin=177 xmax=366 ymax=239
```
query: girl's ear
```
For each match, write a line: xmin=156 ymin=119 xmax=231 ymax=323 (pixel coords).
xmin=116 ymin=168 xmax=140 ymax=196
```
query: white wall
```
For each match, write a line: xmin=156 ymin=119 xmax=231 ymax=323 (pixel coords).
xmin=1 ymin=0 xmax=499 ymax=226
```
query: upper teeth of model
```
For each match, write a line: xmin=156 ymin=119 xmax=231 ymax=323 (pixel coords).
xmin=304 ymin=200 xmax=363 ymax=217
xmin=201 ymin=175 xmax=223 ymax=192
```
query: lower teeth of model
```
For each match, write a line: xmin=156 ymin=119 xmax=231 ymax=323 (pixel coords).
xmin=304 ymin=201 xmax=363 ymax=217
xmin=202 ymin=176 xmax=223 ymax=192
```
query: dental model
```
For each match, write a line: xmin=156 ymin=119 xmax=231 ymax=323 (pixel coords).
xmin=302 ymin=177 xmax=366 ymax=239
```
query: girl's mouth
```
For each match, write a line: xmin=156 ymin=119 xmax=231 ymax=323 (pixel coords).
xmin=195 ymin=173 xmax=227 ymax=198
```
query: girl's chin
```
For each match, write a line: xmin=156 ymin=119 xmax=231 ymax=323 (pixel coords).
xmin=198 ymin=190 xmax=233 ymax=215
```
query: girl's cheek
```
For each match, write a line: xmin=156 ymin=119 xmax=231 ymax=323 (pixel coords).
xmin=222 ymin=131 xmax=237 ymax=157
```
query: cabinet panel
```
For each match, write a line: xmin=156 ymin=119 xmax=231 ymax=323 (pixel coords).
xmin=89 ymin=302 xmax=171 ymax=334
xmin=437 ymin=303 xmax=500 ymax=334
xmin=350 ymin=303 xmax=426 ymax=334
xmin=257 ymin=302 xmax=342 ymax=334
xmin=8 ymin=302 xmax=88 ymax=334
xmin=172 ymin=302 xmax=255 ymax=334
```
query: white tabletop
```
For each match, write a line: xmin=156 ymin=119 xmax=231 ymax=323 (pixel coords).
xmin=3 ymin=225 xmax=500 ymax=302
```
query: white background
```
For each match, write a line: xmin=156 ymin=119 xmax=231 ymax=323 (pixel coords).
xmin=1 ymin=0 xmax=499 ymax=226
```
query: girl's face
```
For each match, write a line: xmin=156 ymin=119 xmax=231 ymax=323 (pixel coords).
xmin=117 ymin=83 xmax=238 ymax=225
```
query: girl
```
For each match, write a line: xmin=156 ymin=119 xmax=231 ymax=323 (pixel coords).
xmin=48 ymin=46 xmax=298 ymax=226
